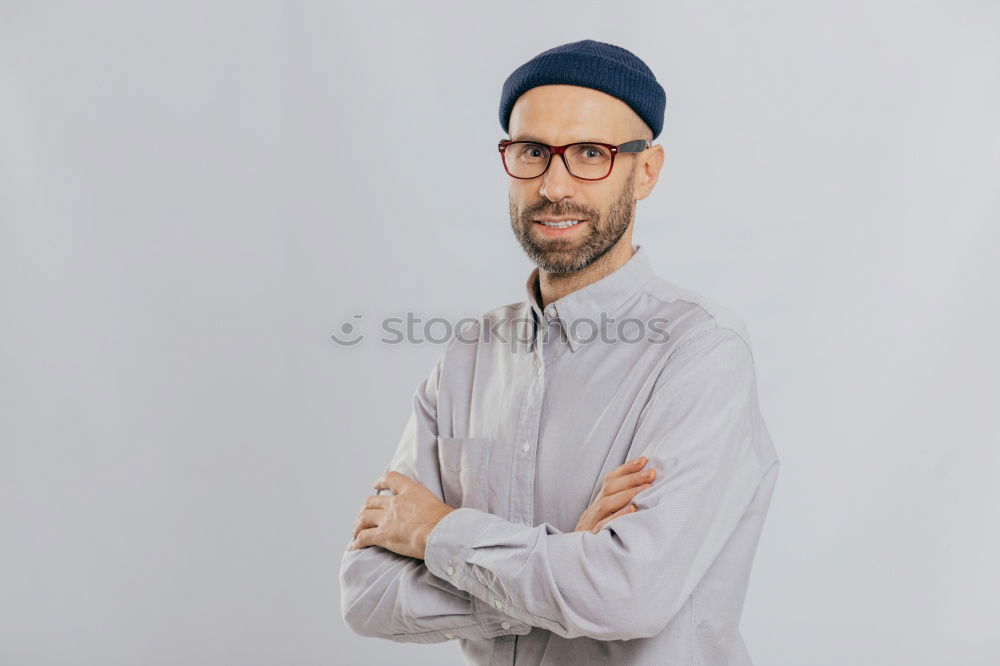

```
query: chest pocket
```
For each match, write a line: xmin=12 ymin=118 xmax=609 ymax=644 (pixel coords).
xmin=437 ymin=436 xmax=494 ymax=512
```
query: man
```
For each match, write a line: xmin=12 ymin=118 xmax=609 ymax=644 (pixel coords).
xmin=340 ymin=39 xmax=779 ymax=665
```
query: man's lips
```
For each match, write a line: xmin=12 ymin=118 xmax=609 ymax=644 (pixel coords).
xmin=533 ymin=218 xmax=588 ymax=235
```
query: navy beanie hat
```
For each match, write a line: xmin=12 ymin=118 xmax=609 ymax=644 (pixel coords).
xmin=499 ymin=39 xmax=666 ymax=140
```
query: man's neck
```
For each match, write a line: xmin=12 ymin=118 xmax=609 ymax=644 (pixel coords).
xmin=537 ymin=237 xmax=636 ymax=309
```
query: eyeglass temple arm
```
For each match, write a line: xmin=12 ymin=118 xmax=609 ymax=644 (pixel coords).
xmin=616 ymin=139 xmax=651 ymax=153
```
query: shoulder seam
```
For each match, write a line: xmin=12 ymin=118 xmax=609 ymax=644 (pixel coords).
xmin=670 ymin=322 xmax=754 ymax=362
xmin=642 ymin=286 xmax=754 ymax=358
xmin=643 ymin=288 xmax=732 ymax=327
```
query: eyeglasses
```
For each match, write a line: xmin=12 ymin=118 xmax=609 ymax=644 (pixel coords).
xmin=498 ymin=138 xmax=650 ymax=181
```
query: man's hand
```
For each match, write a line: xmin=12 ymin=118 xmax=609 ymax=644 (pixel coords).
xmin=574 ymin=457 xmax=656 ymax=534
xmin=348 ymin=470 xmax=456 ymax=559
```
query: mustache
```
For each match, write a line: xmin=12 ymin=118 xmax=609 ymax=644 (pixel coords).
xmin=523 ymin=206 xmax=596 ymax=220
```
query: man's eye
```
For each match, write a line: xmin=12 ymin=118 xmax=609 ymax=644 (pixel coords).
xmin=572 ymin=144 xmax=609 ymax=161
xmin=517 ymin=144 xmax=547 ymax=160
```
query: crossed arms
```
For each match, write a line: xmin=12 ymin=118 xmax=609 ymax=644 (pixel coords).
xmin=339 ymin=326 xmax=776 ymax=642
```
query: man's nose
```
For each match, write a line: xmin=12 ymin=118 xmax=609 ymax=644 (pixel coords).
xmin=539 ymin=154 xmax=577 ymax=202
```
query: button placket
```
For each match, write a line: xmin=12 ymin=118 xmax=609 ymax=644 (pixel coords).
xmin=510 ymin=338 xmax=543 ymax=529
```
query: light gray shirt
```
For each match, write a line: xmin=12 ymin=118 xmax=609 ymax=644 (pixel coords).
xmin=340 ymin=244 xmax=780 ymax=665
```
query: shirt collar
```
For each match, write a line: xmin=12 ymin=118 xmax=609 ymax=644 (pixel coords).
xmin=523 ymin=244 xmax=656 ymax=352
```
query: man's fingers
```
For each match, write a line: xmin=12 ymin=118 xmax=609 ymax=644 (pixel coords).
xmin=600 ymin=482 xmax=652 ymax=515
xmin=351 ymin=507 xmax=384 ymax=539
xmin=605 ymin=456 xmax=647 ymax=482
xmin=603 ymin=466 xmax=656 ymax=497
xmin=363 ymin=494 xmax=390 ymax=510
xmin=348 ymin=526 xmax=380 ymax=551
xmin=373 ymin=470 xmax=414 ymax=494
xmin=591 ymin=503 xmax=637 ymax=533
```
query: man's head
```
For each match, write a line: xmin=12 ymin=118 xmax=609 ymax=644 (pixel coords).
xmin=499 ymin=40 xmax=666 ymax=274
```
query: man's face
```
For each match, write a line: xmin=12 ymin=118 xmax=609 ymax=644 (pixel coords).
xmin=506 ymin=84 xmax=649 ymax=275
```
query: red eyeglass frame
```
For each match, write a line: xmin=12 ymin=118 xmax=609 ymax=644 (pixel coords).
xmin=498 ymin=138 xmax=651 ymax=181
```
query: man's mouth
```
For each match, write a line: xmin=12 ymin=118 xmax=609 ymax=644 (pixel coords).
xmin=534 ymin=219 xmax=586 ymax=229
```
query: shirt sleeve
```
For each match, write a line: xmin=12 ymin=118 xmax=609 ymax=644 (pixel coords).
xmin=339 ymin=343 xmax=533 ymax=643
xmin=422 ymin=326 xmax=779 ymax=642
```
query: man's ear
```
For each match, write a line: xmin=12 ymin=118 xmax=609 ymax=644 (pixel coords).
xmin=634 ymin=144 xmax=665 ymax=200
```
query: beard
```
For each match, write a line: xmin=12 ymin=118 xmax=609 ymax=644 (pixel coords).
xmin=509 ymin=165 xmax=636 ymax=275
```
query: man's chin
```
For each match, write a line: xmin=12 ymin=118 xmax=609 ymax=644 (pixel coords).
xmin=528 ymin=248 xmax=590 ymax=274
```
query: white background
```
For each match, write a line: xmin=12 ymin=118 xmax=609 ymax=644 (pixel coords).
xmin=2 ymin=2 xmax=998 ymax=664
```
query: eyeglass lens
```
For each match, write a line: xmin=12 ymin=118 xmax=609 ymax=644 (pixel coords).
xmin=504 ymin=143 xmax=614 ymax=179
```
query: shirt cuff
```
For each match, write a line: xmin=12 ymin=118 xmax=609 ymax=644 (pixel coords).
xmin=424 ymin=507 xmax=533 ymax=638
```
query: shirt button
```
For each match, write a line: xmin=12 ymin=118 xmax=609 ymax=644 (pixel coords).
xmin=522 ymin=441 xmax=531 ymax=453
xmin=446 ymin=566 xmax=455 ymax=576
xmin=495 ymin=599 xmax=504 ymax=610
xmin=501 ymin=621 xmax=511 ymax=630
